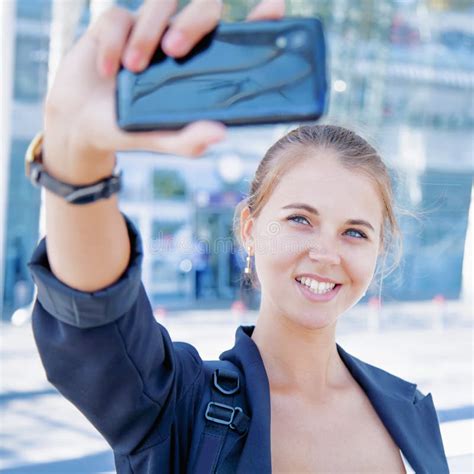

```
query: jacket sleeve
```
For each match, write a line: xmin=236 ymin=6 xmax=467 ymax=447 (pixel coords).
xmin=28 ymin=215 xmax=203 ymax=455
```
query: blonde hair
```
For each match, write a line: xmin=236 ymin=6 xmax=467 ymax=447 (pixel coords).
xmin=233 ymin=124 xmax=402 ymax=290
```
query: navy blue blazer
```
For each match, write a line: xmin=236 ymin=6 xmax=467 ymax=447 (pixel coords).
xmin=29 ymin=216 xmax=449 ymax=473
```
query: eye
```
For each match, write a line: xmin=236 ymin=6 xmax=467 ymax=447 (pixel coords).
xmin=287 ymin=215 xmax=310 ymax=226
xmin=344 ymin=228 xmax=367 ymax=239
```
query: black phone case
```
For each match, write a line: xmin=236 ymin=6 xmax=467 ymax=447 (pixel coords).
xmin=116 ymin=17 xmax=328 ymax=131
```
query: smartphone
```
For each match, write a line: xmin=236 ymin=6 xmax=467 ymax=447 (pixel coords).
xmin=116 ymin=17 xmax=328 ymax=131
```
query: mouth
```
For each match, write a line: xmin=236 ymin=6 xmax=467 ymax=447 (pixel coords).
xmin=294 ymin=276 xmax=342 ymax=302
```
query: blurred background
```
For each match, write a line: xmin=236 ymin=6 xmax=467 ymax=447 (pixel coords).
xmin=0 ymin=0 xmax=472 ymax=472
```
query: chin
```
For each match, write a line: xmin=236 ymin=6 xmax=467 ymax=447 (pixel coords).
xmin=287 ymin=310 xmax=338 ymax=331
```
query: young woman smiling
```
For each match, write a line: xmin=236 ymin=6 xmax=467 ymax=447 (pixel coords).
xmin=27 ymin=0 xmax=448 ymax=472
xmin=234 ymin=125 xmax=448 ymax=472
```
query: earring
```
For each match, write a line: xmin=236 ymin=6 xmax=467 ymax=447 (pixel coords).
xmin=244 ymin=246 xmax=252 ymax=274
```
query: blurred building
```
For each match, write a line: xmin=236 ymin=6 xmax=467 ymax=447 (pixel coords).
xmin=117 ymin=128 xmax=281 ymax=309
xmin=1 ymin=0 xmax=473 ymax=319
xmin=1 ymin=0 xmax=89 ymax=320
xmin=1 ymin=0 xmax=50 ymax=320
xmin=321 ymin=0 xmax=474 ymax=301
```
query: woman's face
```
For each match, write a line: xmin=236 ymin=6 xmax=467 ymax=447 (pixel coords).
xmin=242 ymin=150 xmax=384 ymax=330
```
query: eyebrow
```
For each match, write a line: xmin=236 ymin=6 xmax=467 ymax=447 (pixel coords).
xmin=281 ymin=203 xmax=376 ymax=233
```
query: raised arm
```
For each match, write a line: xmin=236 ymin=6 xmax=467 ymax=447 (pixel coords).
xmin=42 ymin=0 xmax=233 ymax=292
xmin=30 ymin=0 xmax=285 ymax=458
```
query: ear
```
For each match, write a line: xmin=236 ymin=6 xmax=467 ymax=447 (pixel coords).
xmin=240 ymin=205 xmax=255 ymax=251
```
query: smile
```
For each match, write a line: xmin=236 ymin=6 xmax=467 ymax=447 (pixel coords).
xmin=295 ymin=277 xmax=342 ymax=302
xmin=296 ymin=276 xmax=336 ymax=294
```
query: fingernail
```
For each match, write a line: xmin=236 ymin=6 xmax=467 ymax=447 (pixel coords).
xmin=124 ymin=49 xmax=146 ymax=71
xmin=162 ymin=29 xmax=188 ymax=56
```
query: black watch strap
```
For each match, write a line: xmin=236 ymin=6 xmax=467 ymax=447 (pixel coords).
xmin=25 ymin=132 xmax=122 ymax=205
xmin=30 ymin=162 xmax=122 ymax=205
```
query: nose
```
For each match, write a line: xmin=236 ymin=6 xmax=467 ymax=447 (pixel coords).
xmin=308 ymin=240 xmax=341 ymax=265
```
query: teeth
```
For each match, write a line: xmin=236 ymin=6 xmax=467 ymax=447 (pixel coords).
xmin=298 ymin=277 xmax=336 ymax=294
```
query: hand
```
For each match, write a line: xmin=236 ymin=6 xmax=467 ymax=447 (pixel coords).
xmin=43 ymin=0 xmax=285 ymax=184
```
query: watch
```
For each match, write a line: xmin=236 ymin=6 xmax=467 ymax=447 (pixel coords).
xmin=25 ymin=132 xmax=122 ymax=205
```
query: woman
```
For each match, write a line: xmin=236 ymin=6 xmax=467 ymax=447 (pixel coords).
xmin=27 ymin=0 xmax=448 ymax=472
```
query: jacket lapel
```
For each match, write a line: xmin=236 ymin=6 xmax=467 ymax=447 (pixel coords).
xmin=220 ymin=325 xmax=273 ymax=473
xmin=337 ymin=344 xmax=449 ymax=473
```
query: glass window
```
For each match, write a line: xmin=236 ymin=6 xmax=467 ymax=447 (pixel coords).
xmin=152 ymin=169 xmax=187 ymax=200
xmin=14 ymin=34 xmax=49 ymax=102
xmin=16 ymin=0 xmax=52 ymax=21
xmin=151 ymin=220 xmax=186 ymax=250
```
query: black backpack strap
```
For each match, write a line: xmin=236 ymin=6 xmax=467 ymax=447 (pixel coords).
xmin=194 ymin=360 xmax=250 ymax=474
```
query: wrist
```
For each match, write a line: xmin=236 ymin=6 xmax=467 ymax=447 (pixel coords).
xmin=26 ymin=132 xmax=122 ymax=205
xmin=43 ymin=129 xmax=116 ymax=187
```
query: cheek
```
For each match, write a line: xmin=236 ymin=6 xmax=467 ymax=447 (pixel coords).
xmin=254 ymin=233 xmax=303 ymax=281
xmin=343 ymin=246 xmax=378 ymax=283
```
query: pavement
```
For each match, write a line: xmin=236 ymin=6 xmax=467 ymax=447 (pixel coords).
xmin=0 ymin=300 xmax=472 ymax=473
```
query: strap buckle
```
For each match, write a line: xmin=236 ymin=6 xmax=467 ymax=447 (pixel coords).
xmin=213 ymin=368 xmax=240 ymax=395
xmin=205 ymin=402 xmax=243 ymax=430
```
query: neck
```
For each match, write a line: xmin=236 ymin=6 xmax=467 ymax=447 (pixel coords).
xmin=251 ymin=307 xmax=350 ymax=402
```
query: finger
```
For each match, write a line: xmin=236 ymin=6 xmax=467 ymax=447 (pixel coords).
xmin=246 ymin=0 xmax=285 ymax=21
xmin=161 ymin=0 xmax=223 ymax=58
xmin=115 ymin=121 xmax=227 ymax=157
xmin=92 ymin=7 xmax=135 ymax=78
xmin=123 ymin=0 xmax=178 ymax=72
